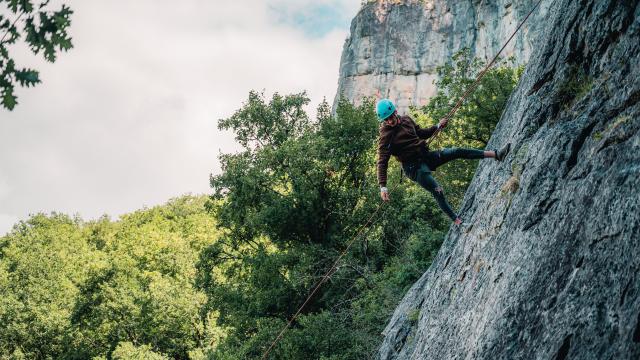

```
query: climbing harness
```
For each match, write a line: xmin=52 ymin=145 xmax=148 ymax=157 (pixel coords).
xmin=260 ymin=0 xmax=544 ymax=358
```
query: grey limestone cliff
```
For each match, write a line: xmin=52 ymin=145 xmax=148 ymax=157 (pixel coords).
xmin=334 ymin=0 xmax=552 ymax=114
xmin=378 ymin=0 xmax=640 ymax=359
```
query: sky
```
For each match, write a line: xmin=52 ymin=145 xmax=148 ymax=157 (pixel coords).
xmin=0 ymin=0 xmax=361 ymax=235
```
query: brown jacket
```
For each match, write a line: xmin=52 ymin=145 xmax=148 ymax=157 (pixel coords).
xmin=377 ymin=115 xmax=438 ymax=186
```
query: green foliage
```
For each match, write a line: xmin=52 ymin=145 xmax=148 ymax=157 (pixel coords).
xmin=0 ymin=50 xmax=522 ymax=359
xmin=0 ymin=0 xmax=73 ymax=110
xmin=0 ymin=213 xmax=93 ymax=358
xmin=199 ymin=92 xmax=449 ymax=359
xmin=593 ymin=114 xmax=632 ymax=141
xmin=200 ymin=50 xmax=521 ymax=357
xmin=412 ymin=48 xmax=523 ymax=208
xmin=111 ymin=342 xmax=169 ymax=360
xmin=557 ymin=65 xmax=593 ymax=111
xmin=407 ymin=309 xmax=420 ymax=324
xmin=0 ymin=195 xmax=223 ymax=359
xmin=420 ymin=48 xmax=523 ymax=148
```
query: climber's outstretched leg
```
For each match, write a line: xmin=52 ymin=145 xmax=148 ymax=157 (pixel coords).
xmin=414 ymin=143 xmax=511 ymax=223
xmin=415 ymin=167 xmax=459 ymax=222
xmin=428 ymin=143 xmax=511 ymax=169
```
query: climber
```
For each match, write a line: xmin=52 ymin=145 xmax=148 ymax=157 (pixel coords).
xmin=376 ymin=99 xmax=511 ymax=225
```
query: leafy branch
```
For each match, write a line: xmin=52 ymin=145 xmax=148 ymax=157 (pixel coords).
xmin=0 ymin=0 xmax=73 ymax=110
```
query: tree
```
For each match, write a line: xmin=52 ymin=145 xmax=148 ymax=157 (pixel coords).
xmin=0 ymin=50 xmax=522 ymax=359
xmin=198 ymin=92 xmax=448 ymax=359
xmin=0 ymin=195 xmax=224 ymax=359
xmin=412 ymin=48 xmax=524 ymax=207
xmin=420 ymin=48 xmax=523 ymax=147
xmin=0 ymin=213 xmax=95 ymax=359
xmin=0 ymin=0 xmax=73 ymax=110
xmin=199 ymin=51 xmax=523 ymax=357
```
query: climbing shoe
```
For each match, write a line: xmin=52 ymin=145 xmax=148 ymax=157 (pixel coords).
xmin=495 ymin=143 xmax=511 ymax=161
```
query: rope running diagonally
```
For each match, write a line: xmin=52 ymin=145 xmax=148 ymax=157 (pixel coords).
xmin=259 ymin=185 xmax=396 ymax=360
xmin=427 ymin=0 xmax=545 ymax=146
xmin=260 ymin=1 xmax=545 ymax=358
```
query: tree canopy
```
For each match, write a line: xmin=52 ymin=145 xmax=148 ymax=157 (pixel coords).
xmin=0 ymin=50 xmax=521 ymax=359
xmin=412 ymin=49 xmax=524 ymax=206
xmin=0 ymin=196 xmax=223 ymax=359
xmin=198 ymin=96 xmax=450 ymax=358
xmin=197 ymin=50 xmax=522 ymax=358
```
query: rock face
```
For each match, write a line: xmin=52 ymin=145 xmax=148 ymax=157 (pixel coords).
xmin=378 ymin=0 xmax=640 ymax=359
xmin=334 ymin=0 xmax=552 ymax=114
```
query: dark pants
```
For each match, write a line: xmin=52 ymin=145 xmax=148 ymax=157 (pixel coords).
xmin=402 ymin=148 xmax=485 ymax=220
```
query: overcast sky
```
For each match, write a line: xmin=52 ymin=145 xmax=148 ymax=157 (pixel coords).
xmin=0 ymin=0 xmax=361 ymax=235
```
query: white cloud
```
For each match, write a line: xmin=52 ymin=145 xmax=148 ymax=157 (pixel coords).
xmin=0 ymin=0 xmax=360 ymax=234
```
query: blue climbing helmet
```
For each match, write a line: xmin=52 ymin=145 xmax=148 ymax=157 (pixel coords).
xmin=376 ymin=99 xmax=396 ymax=122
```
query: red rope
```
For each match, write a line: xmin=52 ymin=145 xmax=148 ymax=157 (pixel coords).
xmin=259 ymin=194 xmax=392 ymax=360
xmin=259 ymin=1 xmax=544 ymax=358
xmin=428 ymin=0 xmax=544 ymax=145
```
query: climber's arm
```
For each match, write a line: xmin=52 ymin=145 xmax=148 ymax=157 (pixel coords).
xmin=377 ymin=131 xmax=392 ymax=201
xmin=415 ymin=118 xmax=449 ymax=139
xmin=414 ymin=117 xmax=439 ymax=139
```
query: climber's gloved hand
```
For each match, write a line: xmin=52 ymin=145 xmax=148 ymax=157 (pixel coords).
xmin=380 ymin=187 xmax=390 ymax=202
xmin=438 ymin=118 xmax=449 ymax=128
